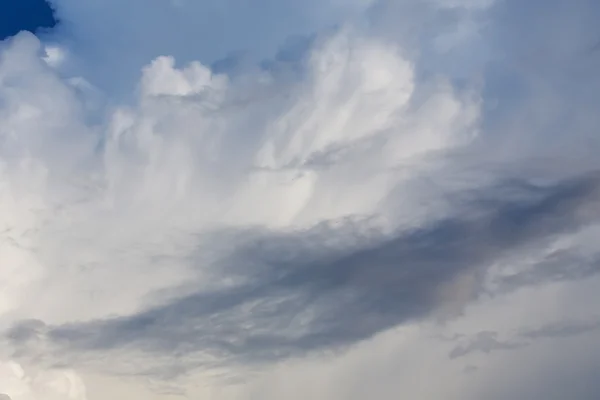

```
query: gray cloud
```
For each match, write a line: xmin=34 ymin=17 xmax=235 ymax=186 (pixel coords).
xmin=522 ymin=320 xmax=600 ymax=341
xmin=449 ymin=331 xmax=523 ymax=359
xmin=15 ymin=172 xmax=595 ymax=374
xmin=494 ymin=251 xmax=600 ymax=293
xmin=449 ymin=318 xmax=600 ymax=361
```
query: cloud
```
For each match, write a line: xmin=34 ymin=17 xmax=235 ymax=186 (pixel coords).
xmin=0 ymin=361 xmax=86 ymax=400
xmin=2 ymin=0 xmax=600 ymax=399
xmin=40 ymin=173 xmax=600 ymax=368
xmin=448 ymin=331 xmax=523 ymax=359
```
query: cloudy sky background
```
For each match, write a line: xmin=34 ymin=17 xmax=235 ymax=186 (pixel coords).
xmin=1 ymin=0 xmax=600 ymax=398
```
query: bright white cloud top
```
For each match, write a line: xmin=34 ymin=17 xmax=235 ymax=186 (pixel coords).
xmin=2 ymin=0 xmax=600 ymax=399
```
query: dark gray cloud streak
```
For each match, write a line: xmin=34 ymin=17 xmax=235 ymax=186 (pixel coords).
xmin=27 ymin=172 xmax=600 ymax=368
xmin=449 ymin=319 xmax=600 ymax=360
xmin=449 ymin=331 xmax=523 ymax=359
xmin=451 ymin=318 xmax=600 ymax=400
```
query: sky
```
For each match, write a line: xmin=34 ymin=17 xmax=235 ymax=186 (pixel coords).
xmin=0 ymin=0 xmax=56 ymax=40
xmin=1 ymin=0 xmax=600 ymax=399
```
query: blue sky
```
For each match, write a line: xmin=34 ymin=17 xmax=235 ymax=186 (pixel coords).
xmin=0 ymin=0 xmax=56 ymax=40
xmin=1 ymin=1 xmax=600 ymax=400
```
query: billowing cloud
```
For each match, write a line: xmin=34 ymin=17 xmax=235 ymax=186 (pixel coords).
xmin=2 ymin=0 xmax=600 ymax=399
xmin=0 ymin=361 xmax=85 ymax=400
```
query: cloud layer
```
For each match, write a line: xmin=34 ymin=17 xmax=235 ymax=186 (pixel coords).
xmin=2 ymin=0 xmax=600 ymax=399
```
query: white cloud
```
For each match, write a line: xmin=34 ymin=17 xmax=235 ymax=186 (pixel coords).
xmin=0 ymin=361 xmax=86 ymax=400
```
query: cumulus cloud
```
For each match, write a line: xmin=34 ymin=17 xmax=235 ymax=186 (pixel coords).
xmin=2 ymin=0 xmax=600 ymax=399
xmin=0 ymin=361 xmax=85 ymax=400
